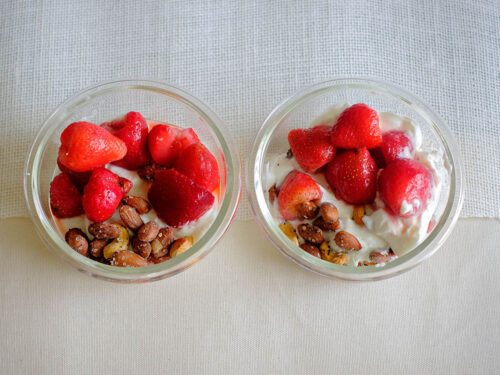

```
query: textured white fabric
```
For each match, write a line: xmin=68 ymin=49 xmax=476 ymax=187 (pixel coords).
xmin=0 ymin=218 xmax=498 ymax=374
xmin=0 ymin=0 xmax=499 ymax=219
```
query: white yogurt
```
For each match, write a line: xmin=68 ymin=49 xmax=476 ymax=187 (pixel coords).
xmin=265 ymin=105 xmax=448 ymax=266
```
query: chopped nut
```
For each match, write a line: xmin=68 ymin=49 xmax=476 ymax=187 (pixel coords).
xmin=137 ymin=163 xmax=167 ymax=181
xmin=300 ymin=243 xmax=321 ymax=258
xmin=297 ymin=223 xmax=324 ymax=244
xmin=132 ymin=237 xmax=152 ymax=259
xmin=149 ymin=255 xmax=171 ymax=264
xmin=352 ymin=205 xmax=365 ymax=226
xmin=137 ymin=221 xmax=159 ymax=242
xmin=297 ymin=201 xmax=319 ymax=219
xmin=119 ymin=205 xmax=143 ymax=230
xmin=320 ymin=202 xmax=339 ymax=223
xmin=358 ymin=261 xmax=376 ymax=267
xmin=170 ymin=237 xmax=194 ymax=257
xmin=122 ymin=195 xmax=151 ymax=215
xmin=334 ymin=231 xmax=362 ymax=251
xmin=268 ymin=184 xmax=278 ymax=204
xmin=111 ymin=250 xmax=149 ymax=267
xmin=319 ymin=243 xmax=347 ymax=265
xmin=313 ymin=217 xmax=340 ymax=231
xmin=279 ymin=222 xmax=299 ymax=246
xmin=65 ymin=228 xmax=88 ymax=256
xmin=369 ymin=249 xmax=396 ymax=264
xmin=89 ymin=239 xmax=107 ymax=258
xmin=88 ymin=222 xmax=120 ymax=240
xmin=103 ymin=224 xmax=129 ymax=259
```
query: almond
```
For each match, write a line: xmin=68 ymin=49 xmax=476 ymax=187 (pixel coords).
xmin=300 ymin=243 xmax=321 ymax=258
xmin=279 ymin=222 xmax=299 ymax=246
xmin=88 ymin=222 xmax=120 ymax=240
xmin=268 ymin=184 xmax=278 ymax=204
xmin=122 ymin=195 xmax=151 ymax=215
xmin=132 ymin=237 xmax=152 ymax=259
xmin=89 ymin=239 xmax=107 ymax=258
xmin=334 ymin=231 xmax=362 ymax=251
xmin=137 ymin=221 xmax=159 ymax=242
xmin=320 ymin=202 xmax=339 ymax=223
xmin=151 ymin=227 xmax=175 ymax=258
xmin=170 ymin=237 xmax=193 ymax=257
xmin=369 ymin=249 xmax=396 ymax=264
xmin=149 ymin=255 xmax=171 ymax=264
xmin=297 ymin=201 xmax=319 ymax=219
xmin=111 ymin=250 xmax=149 ymax=267
xmin=297 ymin=223 xmax=324 ymax=244
xmin=119 ymin=205 xmax=143 ymax=230
xmin=352 ymin=205 xmax=365 ymax=226
xmin=313 ymin=217 xmax=340 ymax=231
xmin=65 ymin=228 xmax=88 ymax=256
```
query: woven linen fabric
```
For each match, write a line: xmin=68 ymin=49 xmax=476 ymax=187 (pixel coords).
xmin=0 ymin=0 xmax=498 ymax=219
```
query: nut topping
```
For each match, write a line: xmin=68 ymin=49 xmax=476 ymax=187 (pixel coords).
xmin=300 ymin=243 xmax=321 ymax=258
xmin=65 ymin=228 xmax=88 ymax=256
xmin=122 ymin=195 xmax=151 ymax=215
xmin=279 ymin=222 xmax=299 ymax=246
xmin=137 ymin=163 xmax=167 ymax=181
xmin=320 ymin=202 xmax=339 ymax=224
xmin=369 ymin=249 xmax=396 ymax=264
xmin=352 ymin=205 xmax=365 ymax=226
xmin=111 ymin=250 xmax=149 ymax=267
xmin=103 ymin=224 xmax=129 ymax=259
xmin=268 ymin=184 xmax=278 ymax=204
xmin=88 ymin=222 xmax=120 ymax=240
xmin=119 ymin=205 xmax=143 ymax=230
xmin=137 ymin=221 xmax=159 ymax=242
xmin=151 ymin=227 xmax=175 ymax=258
xmin=334 ymin=231 xmax=362 ymax=251
xmin=313 ymin=217 xmax=340 ymax=231
xmin=297 ymin=223 xmax=324 ymax=244
xmin=170 ymin=237 xmax=194 ymax=257
xmin=132 ymin=237 xmax=152 ymax=259
xmin=297 ymin=201 xmax=319 ymax=219
xmin=89 ymin=239 xmax=107 ymax=258
xmin=319 ymin=242 xmax=347 ymax=265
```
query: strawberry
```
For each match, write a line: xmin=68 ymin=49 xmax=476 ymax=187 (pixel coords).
xmin=57 ymin=159 xmax=92 ymax=192
xmin=288 ymin=125 xmax=336 ymax=173
xmin=330 ymin=103 xmax=382 ymax=149
xmin=102 ymin=112 xmax=151 ymax=170
xmin=378 ymin=159 xmax=432 ymax=218
xmin=82 ymin=168 xmax=126 ymax=222
xmin=371 ymin=130 xmax=414 ymax=168
xmin=278 ymin=170 xmax=322 ymax=221
xmin=174 ymin=143 xmax=219 ymax=191
xmin=58 ymin=122 xmax=127 ymax=172
xmin=50 ymin=173 xmax=84 ymax=218
xmin=325 ymin=148 xmax=378 ymax=205
xmin=148 ymin=125 xmax=200 ymax=167
xmin=148 ymin=169 xmax=215 ymax=227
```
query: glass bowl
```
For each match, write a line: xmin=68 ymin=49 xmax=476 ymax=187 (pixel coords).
xmin=24 ymin=79 xmax=242 ymax=283
xmin=248 ymin=78 xmax=464 ymax=281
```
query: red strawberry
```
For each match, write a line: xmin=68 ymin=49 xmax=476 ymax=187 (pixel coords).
xmin=57 ymin=159 xmax=92 ymax=192
xmin=378 ymin=159 xmax=432 ymax=218
xmin=175 ymin=143 xmax=219 ymax=191
xmin=50 ymin=173 xmax=84 ymax=218
xmin=288 ymin=125 xmax=336 ymax=172
xmin=148 ymin=169 xmax=215 ymax=227
xmin=82 ymin=168 xmax=125 ymax=222
xmin=278 ymin=170 xmax=322 ymax=221
xmin=148 ymin=125 xmax=200 ymax=167
xmin=325 ymin=148 xmax=378 ymax=205
xmin=330 ymin=103 xmax=382 ymax=149
xmin=58 ymin=122 xmax=127 ymax=172
xmin=372 ymin=130 xmax=414 ymax=168
xmin=102 ymin=111 xmax=151 ymax=170
xmin=118 ymin=177 xmax=133 ymax=195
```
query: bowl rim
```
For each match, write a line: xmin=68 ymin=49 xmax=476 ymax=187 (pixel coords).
xmin=247 ymin=77 xmax=464 ymax=281
xmin=24 ymin=78 xmax=242 ymax=282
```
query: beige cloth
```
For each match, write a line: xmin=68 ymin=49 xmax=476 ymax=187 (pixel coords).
xmin=0 ymin=218 xmax=498 ymax=374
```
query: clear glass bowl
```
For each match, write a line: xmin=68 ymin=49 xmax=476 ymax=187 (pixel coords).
xmin=248 ymin=78 xmax=464 ymax=281
xmin=24 ymin=79 xmax=242 ymax=283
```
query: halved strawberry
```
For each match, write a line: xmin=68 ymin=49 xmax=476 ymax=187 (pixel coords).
xmin=375 ymin=130 xmax=414 ymax=167
xmin=278 ymin=170 xmax=322 ymax=221
xmin=288 ymin=125 xmax=336 ymax=172
xmin=50 ymin=173 xmax=84 ymax=218
xmin=82 ymin=168 xmax=126 ymax=222
xmin=378 ymin=158 xmax=432 ymax=217
xmin=103 ymin=111 xmax=151 ymax=170
xmin=148 ymin=169 xmax=215 ymax=227
xmin=325 ymin=148 xmax=378 ymax=205
xmin=330 ymin=103 xmax=381 ymax=149
xmin=148 ymin=125 xmax=200 ymax=167
xmin=175 ymin=143 xmax=219 ymax=192
xmin=58 ymin=122 xmax=127 ymax=172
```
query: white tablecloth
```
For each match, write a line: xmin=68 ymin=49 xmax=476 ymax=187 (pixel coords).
xmin=0 ymin=1 xmax=499 ymax=374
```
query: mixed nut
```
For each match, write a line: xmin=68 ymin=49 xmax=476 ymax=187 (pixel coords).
xmin=64 ymin=195 xmax=193 ymax=268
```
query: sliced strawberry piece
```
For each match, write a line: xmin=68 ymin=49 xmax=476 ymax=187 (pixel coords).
xmin=175 ymin=143 xmax=219 ymax=191
xmin=58 ymin=122 xmax=127 ymax=172
xmin=278 ymin=170 xmax=322 ymax=221
xmin=50 ymin=173 xmax=84 ymax=218
xmin=376 ymin=130 xmax=414 ymax=167
xmin=288 ymin=125 xmax=336 ymax=173
xmin=102 ymin=111 xmax=151 ymax=170
xmin=148 ymin=125 xmax=200 ymax=167
xmin=57 ymin=159 xmax=93 ymax=192
xmin=330 ymin=103 xmax=382 ymax=149
xmin=326 ymin=148 xmax=378 ymax=205
xmin=118 ymin=177 xmax=133 ymax=195
xmin=82 ymin=168 xmax=124 ymax=222
xmin=378 ymin=159 xmax=432 ymax=218
xmin=148 ymin=169 xmax=214 ymax=227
